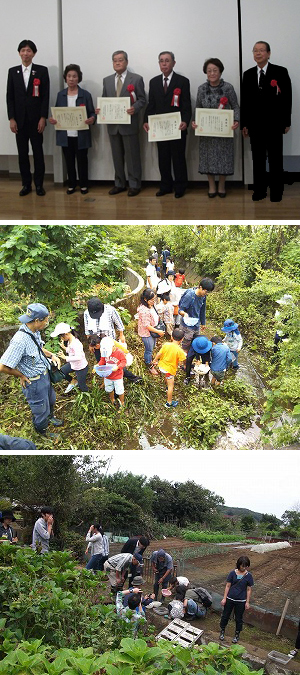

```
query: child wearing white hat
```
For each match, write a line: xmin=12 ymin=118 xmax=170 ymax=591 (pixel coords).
xmin=51 ymin=323 xmax=89 ymax=393
xmin=98 ymin=336 xmax=127 ymax=411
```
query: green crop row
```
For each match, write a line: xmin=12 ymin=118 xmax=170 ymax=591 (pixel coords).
xmin=182 ymin=530 xmax=245 ymax=543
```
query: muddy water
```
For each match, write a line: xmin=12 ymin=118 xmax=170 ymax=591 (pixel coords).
xmin=136 ymin=345 xmax=268 ymax=451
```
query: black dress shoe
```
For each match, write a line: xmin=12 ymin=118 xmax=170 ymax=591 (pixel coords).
xmin=127 ymin=188 xmax=140 ymax=197
xmin=252 ymin=192 xmax=267 ymax=201
xmin=175 ymin=192 xmax=185 ymax=198
xmin=19 ymin=185 xmax=32 ymax=196
xmin=217 ymin=191 xmax=226 ymax=198
xmin=109 ymin=186 xmax=127 ymax=195
xmin=156 ymin=189 xmax=172 ymax=197
xmin=36 ymin=186 xmax=46 ymax=196
xmin=270 ymin=193 xmax=282 ymax=202
xmin=208 ymin=191 xmax=217 ymax=198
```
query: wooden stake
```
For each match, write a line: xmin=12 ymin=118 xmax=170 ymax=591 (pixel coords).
xmin=276 ymin=599 xmax=290 ymax=636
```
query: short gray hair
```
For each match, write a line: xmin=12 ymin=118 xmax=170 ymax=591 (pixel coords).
xmin=158 ymin=51 xmax=175 ymax=61
xmin=112 ymin=50 xmax=128 ymax=61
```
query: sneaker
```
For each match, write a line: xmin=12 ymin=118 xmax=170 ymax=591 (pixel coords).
xmin=288 ymin=649 xmax=298 ymax=658
xmin=165 ymin=401 xmax=179 ymax=408
xmin=219 ymin=631 xmax=225 ymax=641
xmin=232 ymin=632 xmax=240 ymax=643
xmin=184 ymin=377 xmax=191 ymax=385
xmin=132 ymin=377 xmax=143 ymax=385
xmin=64 ymin=383 xmax=77 ymax=393
xmin=48 ymin=416 xmax=64 ymax=427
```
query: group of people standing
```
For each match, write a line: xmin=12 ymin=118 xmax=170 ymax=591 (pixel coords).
xmin=7 ymin=39 xmax=291 ymax=202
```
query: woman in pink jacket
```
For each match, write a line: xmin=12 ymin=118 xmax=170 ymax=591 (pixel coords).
xmin=51 ymin=322 xmax=89 ymax=393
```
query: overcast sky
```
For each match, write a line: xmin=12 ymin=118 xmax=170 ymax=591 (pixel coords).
xmin=102 ymin=451 xmax=300 ymax=518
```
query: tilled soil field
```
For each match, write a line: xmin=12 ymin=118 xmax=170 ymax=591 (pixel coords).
xmin=110 ymin=538 xmax=300 ymax=615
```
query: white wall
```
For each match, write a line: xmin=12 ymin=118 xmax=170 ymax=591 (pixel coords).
xmin=61 ymin=0 xmax=241 ymax=181
xmin=240 ymin=0 xmax=300 ymax=183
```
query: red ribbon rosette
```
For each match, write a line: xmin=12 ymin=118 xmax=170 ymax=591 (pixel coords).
xmin=270 ymin=79 xmax=281 ymax=95
xmin=171 ymin=88 xmax=181 ymax=107
xmin=32 ymin=78 xmax=40 ymax=97
xmin=127 ymin=84 xmax=136 ymax=104
xmin=218 ymin=96 xmax=228 ymax=109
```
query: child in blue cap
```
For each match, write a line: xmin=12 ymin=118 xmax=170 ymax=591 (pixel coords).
xmin=184 ymin=336 xmax=212 ymax=385
xmin=221 ymin=319 xmax=243 ymax=369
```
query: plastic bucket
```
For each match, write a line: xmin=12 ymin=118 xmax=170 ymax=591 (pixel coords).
xmin=94 ymin=365 xmax=114 ymax=378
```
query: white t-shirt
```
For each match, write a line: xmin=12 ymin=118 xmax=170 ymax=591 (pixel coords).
xmin=146 ymin=263 xmax=158 ymax=289
xmin=67 ymin=94 xmax=78 ymax=137
xmin=177 ymin=576 xmax=189 ymax=586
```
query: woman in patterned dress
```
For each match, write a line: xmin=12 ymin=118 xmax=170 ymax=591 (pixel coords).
xmin=192 ymin=58 xmax=240 ymax=198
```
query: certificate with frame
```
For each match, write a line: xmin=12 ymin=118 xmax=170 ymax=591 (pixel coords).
xmin=51 ymin=106 xmax=88 ymax=130
xmin=148 ymin=112 xmax=181 ymax=142
xmin=97 ymin=97 xmax=131 ymax=124
xmin=195 ymin=108 xmax=234 ymax=137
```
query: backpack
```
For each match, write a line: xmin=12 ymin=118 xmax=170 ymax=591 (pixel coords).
xmin=193 ymin=587 xmax=212 ymax=609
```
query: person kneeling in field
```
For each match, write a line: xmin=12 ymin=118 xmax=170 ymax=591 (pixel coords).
xmin=210 ymin=336 xmax=233 ymax=385
xmin=183 ymin=586 xmax=212 ymax=619
xmin=152 ymin=328 xmax=186 ymax=408
xmin=98 ymin=336 xmax=127 ymax=410
xmin=115 ymin=587 xmax=147 ymax=623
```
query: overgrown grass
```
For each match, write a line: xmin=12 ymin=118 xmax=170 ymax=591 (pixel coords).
xmin=0 ymin=321 xmax=258 ymax=450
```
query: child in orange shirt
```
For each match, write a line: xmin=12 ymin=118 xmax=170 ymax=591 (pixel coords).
xmin=152 ymin=328 xmax=185 ymax=408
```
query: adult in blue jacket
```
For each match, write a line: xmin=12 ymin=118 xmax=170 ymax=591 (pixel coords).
xmin=178 ymin=278 xmax=215 ymax=353
xmin=49 ymin=64 xmax=96 ymax=194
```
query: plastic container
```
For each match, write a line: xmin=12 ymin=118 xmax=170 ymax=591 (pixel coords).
xmin=194 ymin=364 xmax=210 ymax=374
xmin=94 ymin=364 xmax=114 ymax=378
xmin=162 ymin=588 xmax=172 ymax=596
xmin=184 ymin=317 xmax=199 ymax=327
xmin=267 ymin=651 xmax=292 ymax=665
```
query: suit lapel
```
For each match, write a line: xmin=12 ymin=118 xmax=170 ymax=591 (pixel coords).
xmin=121 ymin=72 xmax=130 ymax=97
xmin=16 ymin=66 xmax=27 ymax=93
xmin=167 ymin=71 xmax=178 ymax=99
xmin=26 ymin=63 xmax=37 ymax=97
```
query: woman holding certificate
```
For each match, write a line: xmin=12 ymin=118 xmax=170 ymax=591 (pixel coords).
xmin=192 ymin=59 xmax=239 ymax=198
xmin=49 ymin=64 xmax=96 ymax=195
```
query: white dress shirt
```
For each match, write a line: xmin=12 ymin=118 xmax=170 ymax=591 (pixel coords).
xmin=22 ymin=63 xmax=32 ymax=89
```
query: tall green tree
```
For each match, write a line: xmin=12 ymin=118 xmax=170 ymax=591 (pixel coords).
xmin=0 ymin=224 xmax=129 ymax=304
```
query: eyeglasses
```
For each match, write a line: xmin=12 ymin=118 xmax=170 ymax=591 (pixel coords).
xmin=253 ymin=49 xmax=268 ymax=54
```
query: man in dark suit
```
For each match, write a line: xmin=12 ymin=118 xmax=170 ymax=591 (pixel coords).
xmin=6 ymin=40 xmax=50 ymax=196
xmin=101 ymin=51 xmax=146 ymax=197
xmin=143 ymin=51 xmax=192 ymax=198
xmin=241 ymin=41 xmax=292 ymax=202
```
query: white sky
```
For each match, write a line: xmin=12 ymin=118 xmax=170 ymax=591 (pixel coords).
xmin=103 ymin=450 xmax=300 ymax=518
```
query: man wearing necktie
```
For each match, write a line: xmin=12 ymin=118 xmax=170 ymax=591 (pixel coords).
xmin=101 ymin=51 xmax=146 ymax=197
xmin=241 ymin=41 xmax=292 ymax=202
xmin=144 ymin=52 xmax=192 ymax=198
xmin=6 ymin=40 xmax=50 ymax=196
